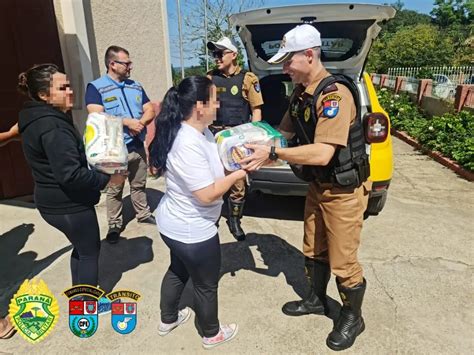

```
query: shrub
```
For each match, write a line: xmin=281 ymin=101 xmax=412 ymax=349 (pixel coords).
xmin=377 ymin=88 xmax=474 ymax=171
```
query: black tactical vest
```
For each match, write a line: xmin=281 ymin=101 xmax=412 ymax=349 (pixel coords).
xmin=289 ymin=74 xmax=370 ymax=188
xmin=211 ymin=70 xmax=251 ymax=126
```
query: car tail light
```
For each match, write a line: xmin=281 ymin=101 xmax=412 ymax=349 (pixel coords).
xmin=363 ymin=113 xmax=389 ymax=143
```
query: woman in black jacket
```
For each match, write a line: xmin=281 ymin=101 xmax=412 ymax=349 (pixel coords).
xmin=17 ymin=63 xmax=125 ymax=288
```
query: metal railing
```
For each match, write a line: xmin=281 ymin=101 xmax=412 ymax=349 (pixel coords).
xmin=387 ymin=66 xmax=473 ymax=85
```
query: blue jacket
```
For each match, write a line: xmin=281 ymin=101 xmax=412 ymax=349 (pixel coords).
xmin=88 ymin=75 xmax=147 ymax=145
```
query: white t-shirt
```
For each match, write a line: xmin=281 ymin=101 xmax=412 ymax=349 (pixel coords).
xmin=156 ymin=123 xmax=225 ymax=243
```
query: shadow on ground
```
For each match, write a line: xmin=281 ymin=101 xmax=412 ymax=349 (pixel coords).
xmin=177 ymin=233 xmax=340 ymax=335
xmin=0 ymin=223 xmax=72 ymax=316
xmin=122 ymin=187 xmax=164 ymax=228
xmin=98 ymin=235 xmax=154 ymax=294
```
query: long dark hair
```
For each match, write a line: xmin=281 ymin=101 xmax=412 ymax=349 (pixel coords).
xmin=17 ymin=63 xmax=59 ymax=101
xmin=149 ymin=76 xmax=213 ymax=173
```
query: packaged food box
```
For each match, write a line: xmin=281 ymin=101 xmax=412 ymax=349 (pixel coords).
xmin=215 ymin=121 xmax=287 ymax=171
xmin=84 ymin=112 xmax=128 ymax=174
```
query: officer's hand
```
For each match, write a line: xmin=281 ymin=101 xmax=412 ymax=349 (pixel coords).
xmin=240 ymin=144 xmax=271 ymax=171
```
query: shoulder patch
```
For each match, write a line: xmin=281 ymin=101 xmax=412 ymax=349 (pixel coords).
xmin=322 ymin=83 xmax=338 ymax=94
xmin=321 ymin=93 xmax=342 ymax=119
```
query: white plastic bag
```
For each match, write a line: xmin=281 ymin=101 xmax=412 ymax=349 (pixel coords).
xmin=84 ymin=112 xmax=128 ymax=174
xmin=215 ymin=121 xmax=287 ymax=171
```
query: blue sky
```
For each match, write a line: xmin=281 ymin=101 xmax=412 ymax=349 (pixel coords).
xmin=167 ymin=0 xmax=434 ymax=68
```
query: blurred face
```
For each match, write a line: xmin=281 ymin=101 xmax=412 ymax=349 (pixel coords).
xmin=197 ymin=85 xmax=220 ymax=124
xmin=212 ymin=49 xmax=237 ymax=71
xmin=41 ymin=72 xmax=74 ymax=111
xmin=282 ymin=49 xmax=314 ymax=84
xmin=110 ymin=51 xmax=132 ymax=80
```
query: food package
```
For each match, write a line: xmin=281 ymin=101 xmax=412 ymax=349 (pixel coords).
xmin=215 ymin=121 xmax=287 ymax=171
xmin=84 ymin=112 xmax=128 ymax=174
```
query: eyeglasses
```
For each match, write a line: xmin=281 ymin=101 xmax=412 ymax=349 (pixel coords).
xmin=211 ymin=50 xmax=233 ymax=59
xmin=114 ymin=60 xmax=133 ymax=69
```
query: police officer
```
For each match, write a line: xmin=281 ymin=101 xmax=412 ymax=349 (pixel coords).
xmin=86 ymin=45 xmax=156 ymax=244
xmin=206 ymin=37 xmax=264 ymax=241
xmin=241 ymin=25 xmax=371 ymax=351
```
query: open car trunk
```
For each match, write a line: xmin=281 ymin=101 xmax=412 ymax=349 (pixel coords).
xmin=230 ymin=3 xmax=396 ymax=78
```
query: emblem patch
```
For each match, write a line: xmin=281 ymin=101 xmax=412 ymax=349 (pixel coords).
xmin=63 ymin=285 xmax=105 ymax=338
xmin=107 ymin=290 xmax=141 ymax=335
xmin=9 ymin=279 xmax=59 ymax=343
xmin=321 ymin=93 xmax=342 ymax=119
xmin=104 ymin=96 xmax=117 ymax=103
xmin=304 ymin=106 xmax=311 ymax=122
xmin=230 ymin=85 xmax=239 ymax=96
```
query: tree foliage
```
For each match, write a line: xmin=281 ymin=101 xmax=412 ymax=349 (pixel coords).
xmin=367 ymin=0 xmax=473 ymax=73
xmin=369 ymin=24 xmax=454 ymax=73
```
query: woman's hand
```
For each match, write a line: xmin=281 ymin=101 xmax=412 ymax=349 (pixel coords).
xmin=239 ymin=144 xmax=271 ymax=171
xmin=108 ymin=172 xmax=127 ymax=186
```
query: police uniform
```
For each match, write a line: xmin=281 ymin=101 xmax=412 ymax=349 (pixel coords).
xmin=280 ymin=68 xmax=371 ymax=287
xmin=208 ymin=66 xmax=263 ymax=240
xmin=279 ymin=68 xmax=371 ymax=351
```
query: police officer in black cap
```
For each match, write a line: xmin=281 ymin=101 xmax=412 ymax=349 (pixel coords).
xmin=207 ymin=36 xmax=264 ymax=241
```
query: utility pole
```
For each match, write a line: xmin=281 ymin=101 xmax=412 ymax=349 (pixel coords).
xmin=204 ymin=0 xmax=209 ymax=72
xmin=177 ymin=0 xmax=185 ymax=79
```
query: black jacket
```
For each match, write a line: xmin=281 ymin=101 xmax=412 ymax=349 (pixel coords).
xmin=18 ymin=101 xmax=110 ymax=214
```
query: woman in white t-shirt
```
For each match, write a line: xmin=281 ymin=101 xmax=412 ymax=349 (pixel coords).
xmin=149 ymin=76 xmax=246 ymax=349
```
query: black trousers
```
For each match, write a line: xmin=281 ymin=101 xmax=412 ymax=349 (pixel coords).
xmin=160 ymin=233 xmax=221 ymax=337
xmin=40 ymin=208 xmax=101 ymax=287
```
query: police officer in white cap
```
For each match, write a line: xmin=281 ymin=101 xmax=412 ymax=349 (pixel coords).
xmin=241 ymin=24 xmax=371 ymax=351
xmin=206 ymin=37 xmax=264 ymax=241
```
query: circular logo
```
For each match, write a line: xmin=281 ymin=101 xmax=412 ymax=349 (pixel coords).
xmin=78 ymin=318 xmax=90 ymax=330
xmin=230 ymin=85 xmax=239 ymax=96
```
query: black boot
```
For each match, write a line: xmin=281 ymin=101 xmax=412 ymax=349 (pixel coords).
xmin=282 ymin=259 xmax=330 ymax=316
xmin=227 ymin=199 xmax=245 ymax=241
xmin=326 ymin=279 xmax=366 ymax=351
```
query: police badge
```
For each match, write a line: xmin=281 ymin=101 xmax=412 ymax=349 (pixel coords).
xmin=8 ymin=279 xmax=59 ymax=343
xmin=107 ymin=290 xmax=141 ymax=335
xmin=63 ymin=285 xmax=105 ymax=338
xmin=68 ymin=300 xmax=98 ymax=338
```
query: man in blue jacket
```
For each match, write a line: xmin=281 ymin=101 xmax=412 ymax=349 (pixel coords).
xmin=86 ymin=45 xmax=156 ymax=244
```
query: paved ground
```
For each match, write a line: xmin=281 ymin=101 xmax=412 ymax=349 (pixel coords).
xmin=1 ymin=137 xmax=473 ymax=354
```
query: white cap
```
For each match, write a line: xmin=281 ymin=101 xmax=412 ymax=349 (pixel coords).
xmin=207 ymin=36 xmax=238 ymax=53
xmin=268 ymin=24 xmax=322 ymax=64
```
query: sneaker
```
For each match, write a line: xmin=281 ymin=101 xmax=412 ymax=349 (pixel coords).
xmin=138 ymin=215 xmax=156 ymax=225
xmin=106 ymin=227 xmax=120 ymax=244
xmin=158 ymin=307 xmax=191 ymax=336
xmin=98 ymin=297 xmax=121 ymax=316
xmin=202 ymin=324 xmax=238 ymax=349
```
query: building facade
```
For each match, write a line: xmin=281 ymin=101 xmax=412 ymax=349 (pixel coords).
xmin=0 ymin=0 xmax=172 ymax=199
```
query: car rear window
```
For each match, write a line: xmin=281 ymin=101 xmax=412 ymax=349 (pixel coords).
xmin=246 ymin=20 xmax=375 ymax=62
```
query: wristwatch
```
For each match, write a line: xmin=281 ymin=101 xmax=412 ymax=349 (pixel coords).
xmin=269 ymin=146 xmax=278 ymax=161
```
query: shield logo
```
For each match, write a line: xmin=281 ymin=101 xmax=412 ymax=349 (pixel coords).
xmin=111 ymin=302 xmax=137 ymax=334
xmin=230 ymin=85 xmax=239 ymax=96
xmin=69 ymin=300 xmax=98 ymax=338
xmin=9 ymin=279 xmax=59 ymax=343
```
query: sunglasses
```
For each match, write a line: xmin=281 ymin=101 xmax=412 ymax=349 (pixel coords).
xmin=211 ymin=50 xmax=233 ymax=59
xmin=114 ymin=60 xmax=133 ymax=69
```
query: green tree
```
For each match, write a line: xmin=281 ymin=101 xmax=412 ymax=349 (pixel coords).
xmin=430 ymin=0 xmax=473 ymax=65
xmin=367 ymin=2 xmax=431 ymax=72
xmin=368 ymin=23 xmax=454 ymax=73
